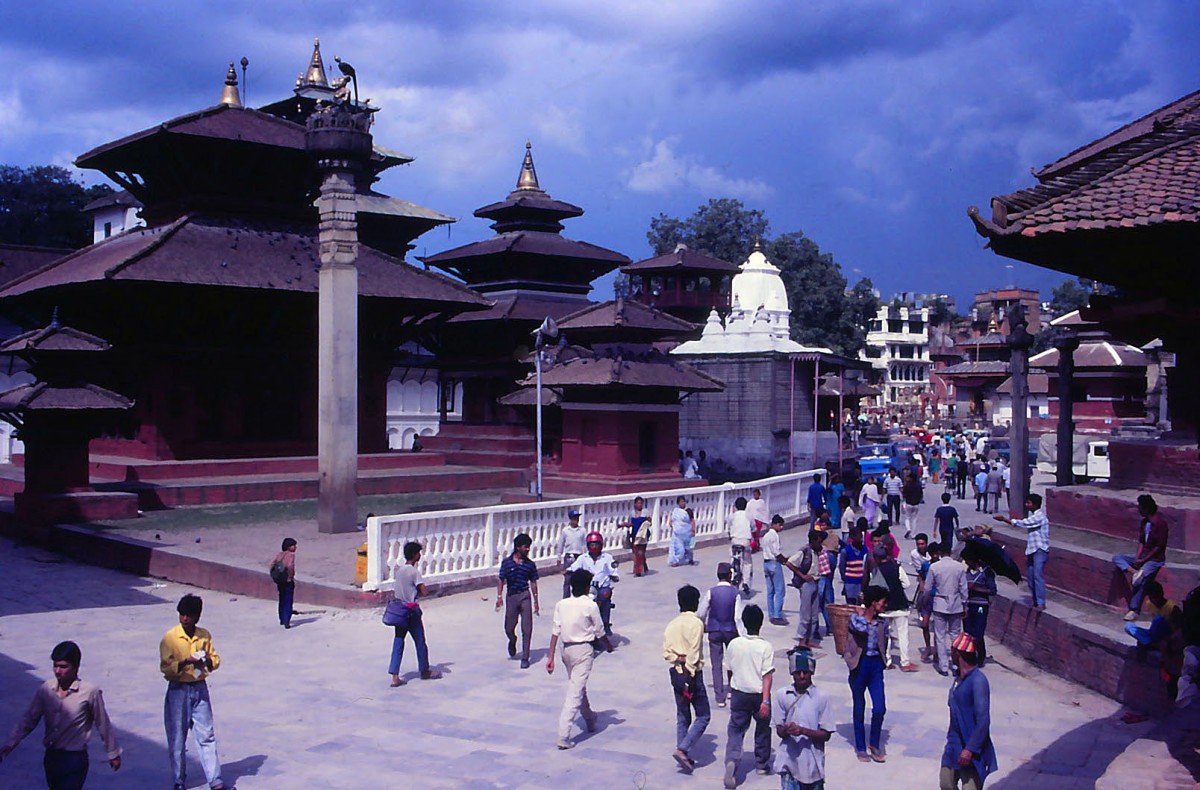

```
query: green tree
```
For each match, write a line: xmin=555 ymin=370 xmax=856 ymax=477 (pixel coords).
xmin=927 ymin=296 xmax=957 ymax=327
xmin=1048 ymin=278 xmax=1089 ymax=317
xmin=647 ymin=200 xmax=874 ymax=356
xmin=647 ymin=198 xmax=768 ymax=266
xmin=0 ymin=165 xmax=112 ymax=249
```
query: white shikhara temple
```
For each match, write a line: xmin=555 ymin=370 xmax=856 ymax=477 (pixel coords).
xmin=671 ymin=244 xmax=831 ymax=356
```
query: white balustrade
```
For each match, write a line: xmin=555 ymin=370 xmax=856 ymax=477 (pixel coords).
xmin=365 ymin=469 xmax=822 ymax=592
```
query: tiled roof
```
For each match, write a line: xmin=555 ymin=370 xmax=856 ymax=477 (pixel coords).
xmin=956 ymin=332 xmax=1007 ymax=347
xmin=521 ymin=354 xmax=724 ymax=392
xmin=0 ymin=244 xmax=71 ymax=288
xmin=423 ymin=231 xmax=628 ymax=267
xmin=0 ymin=382 xmax=133 ymax=411
xmin=621 ymin=247 xmax=739 ymax=274
xmin=996 ymin=373 xmax=1049 ymax=395
xmin=0 ymin=325 xmax=110 ymax=353
xmin=1029 ymin=340 xmax=1147 ymax=369
xmin=0 ymin=214 xmax=490 ymax=310
xmin=555 ymin=299 xmax=697 ymax=337
xmin=970 ymin=90 xmax=1200 ymax=241
xmin=937 ymin=360 xmax=1010 ymax=376
xmin=447 ymin=292 xmax=591 ymax=324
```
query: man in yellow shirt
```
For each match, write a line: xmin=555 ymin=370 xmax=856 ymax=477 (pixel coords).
xmin=663 ymin=584 xmax=709 ymax=773
xmin=160 ymin=594 xmax=224 ymax=790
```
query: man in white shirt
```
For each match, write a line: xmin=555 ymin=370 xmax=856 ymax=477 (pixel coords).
xmin=557 ymin=510 xmax=588 ymax=598
xmin=761 ymin=515 xmax=788 ymax=625
xmin=723 ymin=605 xmax=775 ymax=789
xmin=730 ymin=496 xmax=754 ymax=595
xmin=547 ymin=569 xmax=612 ymax=750
xmin=567 ymin=532 xmax=620 ymax=636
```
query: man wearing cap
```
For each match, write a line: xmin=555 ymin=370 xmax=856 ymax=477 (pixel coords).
xmin=664 ymin=584 xmax=710 ymax=773
xmin=941 ymin=633 xmax=998 ymax=789
xmin=698 ymin=562 xmax=744 ymax=707
xmin=567 ymin=532 xmax=620 ymax=636
xmin=772 ymin=647 xmax=831 ymax=790
xmin=557 ymin=510 xmax=587 ymax=598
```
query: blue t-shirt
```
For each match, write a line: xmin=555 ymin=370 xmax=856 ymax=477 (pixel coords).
xmin=935 ymin=505 xmax=958 ymax=534
xmin=807 ymin=482 xmax=826 ymax=510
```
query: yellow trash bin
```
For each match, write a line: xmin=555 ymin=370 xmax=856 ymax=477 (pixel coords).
xmin=355 ymin=543 xmax=368 ymax=587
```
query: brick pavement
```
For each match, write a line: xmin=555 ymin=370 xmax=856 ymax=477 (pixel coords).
xmin=0 ymin=481 xmax=1197 ymax=788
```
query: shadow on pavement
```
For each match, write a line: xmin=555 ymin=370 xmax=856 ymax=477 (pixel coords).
xmin=0 ymin=540 xmax=165 ymax=617
xmin=224 ymin=753 xmax=268 ymax=786
xmin=989 ymin=714 xmax=1157 ymax=788
xmin=0 ymin=652 xmax=173 ymax=788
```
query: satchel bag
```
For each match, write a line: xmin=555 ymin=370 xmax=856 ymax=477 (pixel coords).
xmin=789 ymin=548 xmax=813 ymax=589
xmin=382 ymin=599 xmax=418 ymax=628
xmin=269 ymin=560 xmax=288 ymax=585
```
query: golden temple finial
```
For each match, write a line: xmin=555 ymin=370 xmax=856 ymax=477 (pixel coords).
xmin=987 ymin=312 xmax=1000 ymax=334
xmin=302 ymin=37 xmax=329 ymax=88
xmin=219 ymin=63 xmax=243 ymax=108
xmin=516 ymin=140 xmax=540 ymax=191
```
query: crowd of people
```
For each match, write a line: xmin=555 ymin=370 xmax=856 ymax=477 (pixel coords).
xmin=5 ymin=430 xmax=1197 ymax=790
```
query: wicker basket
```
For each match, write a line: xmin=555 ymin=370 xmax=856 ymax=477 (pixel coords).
xmin=827 ymin=603 xmax=860 ymax=656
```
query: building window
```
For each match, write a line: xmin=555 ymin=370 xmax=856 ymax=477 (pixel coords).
xmin=909 ymin=320 xmax=924 ymax=333
xmin=870 ymin=320 xmax=882 ymax=332
xmin=888 ymin=320 xmax=903 ymax=333
xmin=698 ymin=276 xmax=711 ymax=292
xmin=103 ymin=221 xmax=113 ymax=238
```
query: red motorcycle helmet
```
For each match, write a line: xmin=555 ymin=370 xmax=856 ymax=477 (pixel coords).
xmin=585 ymin=531 xmax=604 ymax=546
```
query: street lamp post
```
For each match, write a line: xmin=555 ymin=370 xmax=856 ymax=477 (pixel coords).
xmin=532 ymin=317 xmax=558 ymax=501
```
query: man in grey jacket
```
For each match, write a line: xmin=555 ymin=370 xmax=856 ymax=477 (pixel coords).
xmin=927 ymin=553 xmax=968 ymax=676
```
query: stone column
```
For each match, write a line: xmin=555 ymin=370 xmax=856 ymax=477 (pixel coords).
xmin=1007 ymin=305 xmax=1035 ymax=512
xmin=1053 ymin=334 xmax=1080 ymax=487
xmin=307 ymin=102 xmax=373 ymax=533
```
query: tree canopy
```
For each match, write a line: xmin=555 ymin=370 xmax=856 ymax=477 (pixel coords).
xmin=0 ymin=165 xmax=112 ymax=249
xmin=646 ymin=198 xmax=877 ymax=356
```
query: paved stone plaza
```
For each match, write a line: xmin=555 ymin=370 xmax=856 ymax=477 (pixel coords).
xmin=1 ymin=491 xmax=1198 ymax=788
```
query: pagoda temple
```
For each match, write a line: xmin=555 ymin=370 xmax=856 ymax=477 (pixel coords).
xmin=622 ymin=245 xmax=740 ymax=323
xmin=418 ymin=143 xmax=629 ymax=427
xmin=0 ymin=44 xmax=489 ymax=464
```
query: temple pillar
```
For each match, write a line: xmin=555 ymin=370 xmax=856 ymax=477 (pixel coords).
xmin=1054 ymin=334 xmax=1080 ymax=487
xmin=307 ymin=97 xmax=374 ymax=533
xmin=1007 ymin=305 xmax=1035 ymax=511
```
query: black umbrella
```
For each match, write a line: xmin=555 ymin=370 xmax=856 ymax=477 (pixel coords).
xmin=962 ymin=537 xmax=1022 ymax=584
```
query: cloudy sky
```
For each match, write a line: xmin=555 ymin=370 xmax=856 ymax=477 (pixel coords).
xmin=4 ymin=1 xmax=1197 ymax=308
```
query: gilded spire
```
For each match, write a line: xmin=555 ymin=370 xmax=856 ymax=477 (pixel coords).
xmin=301 ymin=37 xmax=329 ymax=88
xmin=987 ymin=312 xmax=1000 ymax=334
xmin=516 ymin=141 xmax=540 ymax=191
xmin=219 ymin=63 xmax=243 ymax=108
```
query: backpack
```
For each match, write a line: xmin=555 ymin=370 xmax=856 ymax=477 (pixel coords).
xmin=269 ymin=559 xmax=288 ymax=585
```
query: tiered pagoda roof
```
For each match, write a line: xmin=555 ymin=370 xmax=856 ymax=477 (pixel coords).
xmin=554 ymin=298 xmax=697 ymax=344
xmin=621 ymin=245 xmax=739 ymax=275
xmin=423 ymin=143 xmax=628 ymax=297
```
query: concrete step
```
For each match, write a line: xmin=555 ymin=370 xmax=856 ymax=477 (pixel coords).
xmin=86 ymin=452 xmax=448 ymax=482
xmin=94 ymin=466 xmax=524 ymax=509
xmin=989 ymin=522 xmax=1200 ymax=610
xmin=988 ymin=577 xmax=1174 ymax=716
xmin=1047 ymin=484 xmax=1200 ymax=551
xmin=438 ymin=449 xmax=534 ymax=469
xmin=432 ymin=422 xmax=535 ymax=439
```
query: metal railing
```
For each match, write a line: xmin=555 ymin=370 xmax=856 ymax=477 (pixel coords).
xmin=364 ymin=468 xmax=820 ymax=591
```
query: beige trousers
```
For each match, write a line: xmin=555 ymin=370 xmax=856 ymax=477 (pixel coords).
xmin=558 ymin=643 xmax=596 ymax=740
xmin=881 ymin=609 xmax=911 ymax=666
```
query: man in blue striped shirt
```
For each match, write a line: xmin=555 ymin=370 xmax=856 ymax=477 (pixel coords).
xmin=497 ymin=534 xmax=540 ymax=668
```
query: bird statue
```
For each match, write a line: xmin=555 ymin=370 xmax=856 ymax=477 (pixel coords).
xmin=333 ymin=56 xmax=358 ymax=105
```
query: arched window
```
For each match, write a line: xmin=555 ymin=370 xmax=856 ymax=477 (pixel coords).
xmin=698 ymin=277 xmax=711 ymax=292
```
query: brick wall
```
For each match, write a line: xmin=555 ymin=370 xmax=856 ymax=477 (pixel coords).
xmin=1046 ymin=487 xmax=1200 ymax=552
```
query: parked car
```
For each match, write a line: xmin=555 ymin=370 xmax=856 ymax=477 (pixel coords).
xmin=987 ymin=437 xmax=1037 ymax=469
xmin=856 ymin=444 xmax=898 ymax=479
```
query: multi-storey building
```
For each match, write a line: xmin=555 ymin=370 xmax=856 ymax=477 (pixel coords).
xmin=860 ymin=303 xmax=934 ymax=412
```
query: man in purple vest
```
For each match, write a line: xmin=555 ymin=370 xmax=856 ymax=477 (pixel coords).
xmin=698 ymin=562 xmax=742 ymax=709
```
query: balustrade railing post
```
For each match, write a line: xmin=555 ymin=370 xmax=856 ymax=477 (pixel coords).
xmin=485 ymin=511 xmax=496 ymax=570
xmin=366 ymin=516 xmax=381 ymax=591
xmin=717 ymin=488 xmax=727 ymax=537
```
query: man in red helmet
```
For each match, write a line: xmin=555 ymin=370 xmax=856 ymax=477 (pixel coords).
xmin=567 ymin=532 xmax=621 ymax=636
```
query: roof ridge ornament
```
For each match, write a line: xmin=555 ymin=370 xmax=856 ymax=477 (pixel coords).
xmin=220 ymin=63 xmax=243 ymax=108
xmin=517 ymin=141 xmax=541 ymax=191
xmin=300 ymin=37 xmax=330 ymax=88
